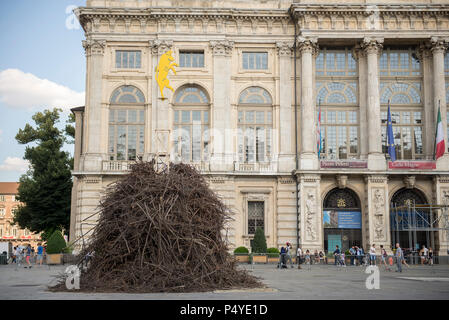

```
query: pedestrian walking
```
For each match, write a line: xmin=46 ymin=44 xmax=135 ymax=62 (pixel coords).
xmin=428 ymin=248 xmax=434 ymax=265
xmin=296 ymin=246 xmax=302 ymax=269
xmin=357 ymin=247 xmax=364 ymax=266
xmin=349 ymin=246 xmax=356 ymax=266
xmin=380 ymin=245 xmax=391 ymax=271
xmin=369 ymin=244 xmax=376 ymax=265
xmin=333 ymin=245 xmax=341 ymax=266
xmin=15 ymin=246 xmax=23 ymax=270
xmin=11 ymin=247 xmax=17 ymax=264
xmin=420 ymin=245 xmax=428 ymax=265
xmin=24 ymin=244 xmax=32 ymax=269
xmin=36 ymin=243 xmax=44 ymax=266
xmin=395 ymin=243 xmax=404 ymax=273
xmin=285 ymin=242 xmax=294 ymax=268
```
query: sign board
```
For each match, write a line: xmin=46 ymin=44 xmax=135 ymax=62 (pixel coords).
xmin=320 ymin=160 xmax=368 ymax=169
xmin=324 ymin=210 xmax=362 ymax=229
xmin=388 ymin=161 xmax=436 ymax=170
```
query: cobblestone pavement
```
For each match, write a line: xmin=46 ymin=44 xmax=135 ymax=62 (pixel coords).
xmin=1 ymin=263 xmax=448 ymax=300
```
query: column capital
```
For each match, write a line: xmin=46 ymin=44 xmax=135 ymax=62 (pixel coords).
xmin=351 ymin=44 xmax=366 ymax=61
xmin=430 ymin=37 xmax=448 ymax=54
xmin=415 ymin=42 xmax=433 ymax=62
xmin=209 ymin=40 xmax=234 ymax=56
xmin=149 ymin=40 xmax=174 ymax=55
xmin=82 ymin=39 xmax=106 ymax=57
xmin=276 ymin=41 xmax=294 ymax=57
xmin=362 ymin=37 xmax=384 ymax=55
xmin=297 ymin=36 xmax=318 ymax=55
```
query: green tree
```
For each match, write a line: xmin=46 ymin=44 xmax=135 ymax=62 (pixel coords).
xmin=251 ymin=228 xmax=267 ymax=253
xmin=13 ymin=109 xmax=74 ymax=237
xmin=46 ymin=230 xmax=67 ymax=254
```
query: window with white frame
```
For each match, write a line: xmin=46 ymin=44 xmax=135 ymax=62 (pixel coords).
xmin=238 ymin=87 xmax=273 ymax=163
xmin=109 ymin=86 xmax=145 ymax=161
xmin=179 ymin=51 xmax=204 ymax=68
xmin=115 ymin=50 xmax=142 ymax=69
xmin=173 ymin=86 xmax=210 ymax=163
xmin=242 ymin=52 xmax=268 ymax=70
xmin=0 ymin=195 xmax=4 ymax=202
xmin=380 ymin=47 xmax=423 ymax=160
xmin=0 ymin=208 xmax=5 ymax=218
xmin=316 ymin=48 xmax=359 ymax=160
xmin=248 ymin=201 xmax=264 ymax=235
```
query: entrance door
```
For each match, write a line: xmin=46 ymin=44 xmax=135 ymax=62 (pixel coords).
xmin=323 ymin=188 xmax=362 ymax=253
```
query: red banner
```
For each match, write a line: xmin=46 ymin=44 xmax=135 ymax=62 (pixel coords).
xmin=388 ymin=161 xmax=436 ymax=170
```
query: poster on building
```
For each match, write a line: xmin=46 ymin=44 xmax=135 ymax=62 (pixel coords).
xmin=323 ymin=211 xmax=361 ymax=229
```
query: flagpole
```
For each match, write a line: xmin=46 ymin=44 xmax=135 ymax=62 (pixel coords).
xmin=434 ymin=100 xmax=440 ymax=161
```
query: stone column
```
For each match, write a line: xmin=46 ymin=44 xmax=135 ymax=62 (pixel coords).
xmin=149 ymin=40 xmax=173 ymax=164
xmin=276 ymin=42 xmax=294 ymax=172
xmin=417 ymin=44 xmax=435 ymax=159
xmin=298 ymin=37 xmax=319 ymax=170
xmin=362 ymin=38 xmax=385 ymax=170
xmin=82 ymin=39 xmax=106 ymax=172
xmin=209 ymin=40 xmax=234 ymax=171
xmin=353 ymin=46 xmax=368 ymax=159
xmin=364 ymin=175 xmax=390 ymax=252
xmin=431 ymin=37 xmax=449 ymax=169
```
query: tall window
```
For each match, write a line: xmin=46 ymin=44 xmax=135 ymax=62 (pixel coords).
xmin=238 ymin=87 xmax=273 ymax=163
xmin=179 ymin=51 xmax=204 ymax=68
xmin=248 ymin=201 xmax=264 ymax=235
xmin=173 ymin=86 xmax=210 ymax=162
xmin=242 ymin=52 xmax=268 ymax=70
xmin=316 ymin=48 xmax=359 ymax=159
xmin=0 ymin=195 xmax=4 ymax=202
xmin=0 ymin=208 xmax=5 ymax=218
xmin=380 ymin=48 xmax=423 ymax=160
xmin=109 ymin=86 xmax=145 ymax=161
xmin=116 ymin=50 xmax=141 ymax=69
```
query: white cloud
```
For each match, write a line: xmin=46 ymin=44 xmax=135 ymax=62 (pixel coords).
xmin=0 ymin=69 xmax=85 ymax=110
xmin=0 ymin=157 xmax=30 ymax=173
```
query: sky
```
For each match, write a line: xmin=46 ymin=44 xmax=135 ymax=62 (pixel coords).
xmin=0 ymin=0 xmax=86 ymax=182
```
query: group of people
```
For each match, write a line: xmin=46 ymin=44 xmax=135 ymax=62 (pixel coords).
xmin=10 ymin=243 xmax=45 ymax=269
xmin=278 ymin=241 xmax=433 ymax=273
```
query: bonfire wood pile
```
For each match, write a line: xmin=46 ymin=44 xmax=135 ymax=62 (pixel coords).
xmin=64 ymin=161 xmax=261 ymax=293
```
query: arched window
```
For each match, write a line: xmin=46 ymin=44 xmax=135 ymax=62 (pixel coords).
xmin=316 ymin=47 xmax=359 ymax=160
xmin=238 ymin=87 xmax=273 ymax=163
xmin=173 ymin=85 xmax=210 ymax=163
xmin=108 ymin=85 xmax=146 ymax=161
xmin=380 ymin=48 xmax=423 ymax=160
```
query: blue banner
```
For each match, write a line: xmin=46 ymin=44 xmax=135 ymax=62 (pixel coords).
xmin=324 ymin=210 xmax=361 ymax=229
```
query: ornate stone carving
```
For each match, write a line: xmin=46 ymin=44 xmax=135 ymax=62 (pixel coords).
xmin=373 ymin=188 xmax=385 ymax=240
xmin=149 ymin=40 xmax=174 ymax=55
xmin=403 ymin=176 xmax=416 ymax=189
xmin=297 ymin=36 xmax=318 ymax=55
xmin=82 ymin=39 xmax=106 ymax=56
xmin=361 ymin=37 xmax=384 ymax=55
xmin=430 ymin=37 xmax=448 ymax=54
xmin=442 ymin=190 xmax=449 ymax=241
xmin=305 ymin=191 xmax=317 ymax=241
xmin=336 ymin=175 xmax=348 ymax=189
xmin=209 ymin=40 xmax=234 ymax=56
xmin=276 ymin=41 xmax=293 ymax=57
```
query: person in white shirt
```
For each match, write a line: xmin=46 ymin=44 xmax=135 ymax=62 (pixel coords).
xmin=296 ymin=246 xmax=302 ymax=268
xmin=369 ymin=244 xmax=376 ymax=265
xmin=420 ymin=245 xmax=429 ymax=265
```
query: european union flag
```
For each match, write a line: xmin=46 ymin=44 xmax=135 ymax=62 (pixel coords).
xmin=387 ymin=103 xmax=396 ymax=162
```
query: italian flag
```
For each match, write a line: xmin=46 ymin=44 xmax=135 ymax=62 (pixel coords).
xmin=435 ymin=105 xmax=446 ymax=160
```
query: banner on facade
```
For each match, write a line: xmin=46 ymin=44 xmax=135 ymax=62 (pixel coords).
xmin=323 ymin=210 xmax=362 ymax=229
xmin=320 ymin=160 xmax=368 ymax=169
xmin=388 ymin=161 xmax=436 ymax=170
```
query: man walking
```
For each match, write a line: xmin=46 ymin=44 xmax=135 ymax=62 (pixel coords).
xmin=349 ymin=246 xmax=356 ymax=266
xmin=285 ymin=242 xmax=294 ymax=268
xmin=296 ymin=246 xmax=302 ymax=269
xmin=395 ymin=243 xmax=404 ymax=273
xmin=369 ymin=244 xmax=376 ymax=265
xmin=333 ymin=245 xmax=341 ymax=266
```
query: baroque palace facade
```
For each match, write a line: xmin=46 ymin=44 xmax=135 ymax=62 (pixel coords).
xmin=71 ymin=0 xmax=449 ymax=255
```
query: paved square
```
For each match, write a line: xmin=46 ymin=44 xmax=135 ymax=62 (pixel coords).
xmin=0 ymin=263 xmax=448 ymax=300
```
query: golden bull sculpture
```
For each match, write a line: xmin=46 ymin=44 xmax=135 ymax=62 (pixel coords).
xmin=155 ymin=50 xmax=178 ymax=100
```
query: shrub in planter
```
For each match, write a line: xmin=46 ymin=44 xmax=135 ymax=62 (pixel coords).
xmin=46 ymin=230 xmax=66 ymax=254
xmin=251 ymin=228 xmax=267 ymax=254
xmin=234 ymin=246 xmax=249 ymax=254
xmin=267 ymin=247 xmax=280 ymax=258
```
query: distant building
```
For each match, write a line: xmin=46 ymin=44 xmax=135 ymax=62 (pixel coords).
xmin=0 ymin=183 xmax=41 ymax=248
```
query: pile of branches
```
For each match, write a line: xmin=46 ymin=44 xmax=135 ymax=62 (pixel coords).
xmin=56 ymin=161 xmax=261 ymax=293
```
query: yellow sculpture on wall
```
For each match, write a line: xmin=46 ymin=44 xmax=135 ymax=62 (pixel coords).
xmin=155 ymin=50 xmax=178 ymax=100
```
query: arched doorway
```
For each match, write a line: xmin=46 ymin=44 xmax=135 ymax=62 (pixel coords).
xmin=390 ymin=188 xmax=438 ymax=252
xmin=323 ymin=188 xmax=362 ymax=253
